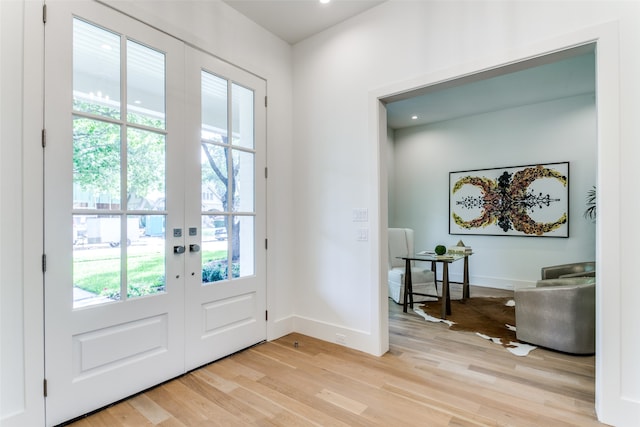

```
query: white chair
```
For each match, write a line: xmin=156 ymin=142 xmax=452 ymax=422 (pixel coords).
xmin=388 ymin=228 xmax=437 ymax=304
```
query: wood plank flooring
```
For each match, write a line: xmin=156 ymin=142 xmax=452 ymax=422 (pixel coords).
xmin=65 ymin=286 xmax=607 ymax=426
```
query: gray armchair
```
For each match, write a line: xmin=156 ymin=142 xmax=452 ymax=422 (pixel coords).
xmin=515 ymin=263 xmax=596 ymax=354
xmin=541 ymin=261 xmax=595 ymax=280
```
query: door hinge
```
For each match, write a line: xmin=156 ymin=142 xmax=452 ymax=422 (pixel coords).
xmin=265 ymin=310 xmax=268 ymax=321
xmin=265 ymin=96 xmax=267 ymax=108
xmin=42 ymin=254 xmax=46 ymax=273
xmin=43 ymin=379 xmax=48 ymax=397
xmin=42 ymin=4 xmax=47 ymax=24
xmin=41 ymin=129 xmax=46 ymax=148
xmin=265 ymin=238 xmax=268 ymax=250
xmin=265 ymin=167 xmax=268 ymax=179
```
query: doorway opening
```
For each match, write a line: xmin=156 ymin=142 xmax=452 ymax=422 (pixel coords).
xmin=379 ymin=41 xmax=598 ymax=403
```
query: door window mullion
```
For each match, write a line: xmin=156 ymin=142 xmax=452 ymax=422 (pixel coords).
xmin=226 ymin=80 xmax=234 ymax=277
xmin=120 ymin=32 xmax=129 ymax=301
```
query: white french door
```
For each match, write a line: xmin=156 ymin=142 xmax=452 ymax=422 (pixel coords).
xmin=184 ymin=48 xmax=266 ymax=370
xmin=43 ymin=2 xmax=266 ymax=425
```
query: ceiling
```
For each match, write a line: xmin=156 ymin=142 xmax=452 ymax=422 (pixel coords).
xmin=386 ymin=48 xmax=596 ymax=129
xmin=220 ymin=1 xmax=595 ymax=130
xmin=222 ymin=0 xmax=385 ymax=45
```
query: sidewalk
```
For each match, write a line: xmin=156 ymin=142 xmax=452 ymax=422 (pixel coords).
xmin=73 ymin=287 xmax=113 ymax=307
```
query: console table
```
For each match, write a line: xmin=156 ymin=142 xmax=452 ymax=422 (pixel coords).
xmin=399 ymin=253 xmax=472 ymax=319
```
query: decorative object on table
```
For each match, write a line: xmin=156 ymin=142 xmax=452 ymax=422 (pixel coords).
xmin=434 ymin=244 xmax=447 ymax=255
xmin=387 ymin=228 xmax=437 ymax=304
xmin=449 ymin=162 xmax=569 ymax=237
xmin=413 ymin=297 xmax=537 ymax=356
xmin=447 ymin=240 xmax=472 ymax=254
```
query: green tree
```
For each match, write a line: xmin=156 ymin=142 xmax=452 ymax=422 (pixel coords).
xmin=201 ymin=136 xmax=241 ymax=261
xmin=74 ymin=101 xmax=242 ymax=262
xmin=73 ymin=103 xmax=165 ymax=207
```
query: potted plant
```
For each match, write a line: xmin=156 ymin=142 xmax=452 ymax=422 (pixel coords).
xmin=584 ymin=186 xmax=596 ymax=221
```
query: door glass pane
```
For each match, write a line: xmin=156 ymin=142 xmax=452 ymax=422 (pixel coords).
xmin=231 ymin=83 xmax=254 ymax=149
xmin=201 ymin=215 xmax=229 ymax=284
xmin=127 ymin=215 xmax=165 ymax=298
xmin=73 ymin=116 xmax=121 ymax=210
xmin=71 ymin=20 xmax=168 ymax=307
xmin=201 ymin=143 xmax=228 ymax=212
xmin=73 ymin=215 xmax=121 ymax=308
xmin=234 ymin=215 xmax=254 ymax=278
xmin=127 ymin=128 xmax=166 ymax=210
xmin=201 ymin=71 xmax=227 ymax=143
xmin=73 ymin=18 xmax=121 ymax=119
xmin=231 ymin=149 xmax=254 ymax=212
xmin=199 ymin=71 xmax=256 ymax=285
xmin=127 ymin=40 xmax=166 ymax=128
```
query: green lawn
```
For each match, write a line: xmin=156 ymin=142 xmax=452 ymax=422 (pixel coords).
xmin=74 ymin=248 xmax=225 ymax=298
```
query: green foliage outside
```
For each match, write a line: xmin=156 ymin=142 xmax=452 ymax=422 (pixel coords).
xmin=202 ymin=261 xmax=240 ymax=283
xmin=73 ymin=103 xmax=166 ymax=205
xmin=74 ymin=248 xmax=226 ymax=298
xmin=72 ymin=101 xmax=240 ymax=298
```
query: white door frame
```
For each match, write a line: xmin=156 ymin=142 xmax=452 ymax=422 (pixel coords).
xmin=370 ymin=22 xmax=625 ymax=425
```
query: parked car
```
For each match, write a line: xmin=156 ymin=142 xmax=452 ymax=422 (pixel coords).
xmin=214 ymin=227 xmax=227 ymax=241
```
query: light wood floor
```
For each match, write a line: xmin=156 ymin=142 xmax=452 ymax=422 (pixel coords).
xmin=66 ymin=286 xmax=606 ymax=426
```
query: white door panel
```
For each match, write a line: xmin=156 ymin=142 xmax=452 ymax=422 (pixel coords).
xmin=45 ymin=2 xmax=266 ymax=425
xmin=184 ymin=48 xmax=266 ymax=371
xmin=44 ymin=2 xmax=185 ymax=424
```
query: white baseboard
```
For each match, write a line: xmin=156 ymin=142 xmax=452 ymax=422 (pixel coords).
xmin=270 ymin=276 xmax=537 ymax=356
xmin=446 ymin=272 xmax=536 ymax=291
xmin=267 ymin=315 xmax=294 ymax=342
xmin=292 ymin=315 xmax=382 ymax=356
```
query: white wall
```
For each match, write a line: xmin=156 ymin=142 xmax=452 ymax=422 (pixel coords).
xmin=1 ymin=0 xmax=26 ymax=420
xmin=1 ymin=1 xmax=45 ymax=426
xmin=1 ymin=0 xmax=294 ymax=425
xmin=292 ymin=1 xmax=639 ymax=425
xmin=391 ymin=94 xmax=596 ymax=289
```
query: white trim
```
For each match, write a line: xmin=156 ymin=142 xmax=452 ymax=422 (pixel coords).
xmin=371 ymin=21 xmax=627 ymax=426
xmin=292 ymin=315 xmax=378 ymax=355
xmin=1 ymin=1 xmax=46 ymax=426
xmin=370 ymin=99 xmax=388 ymax=356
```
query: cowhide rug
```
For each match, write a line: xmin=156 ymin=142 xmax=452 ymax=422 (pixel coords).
xmin=414 ymin=297 xmax=537 ymax=356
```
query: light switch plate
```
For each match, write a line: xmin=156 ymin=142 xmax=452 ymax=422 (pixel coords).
xmin=352 ymin=208 xmax=368 ymax=222
xmin=357 ymin=228 xmax=369 ymax=241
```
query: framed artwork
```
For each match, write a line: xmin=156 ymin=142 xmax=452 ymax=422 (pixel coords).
xmin=449 ymin=162 xmax=569 ymax=237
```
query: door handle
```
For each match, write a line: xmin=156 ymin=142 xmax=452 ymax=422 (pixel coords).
xmin=173 ymin=245 xmax=186 ymax=254
xmin=189 ymin=244 xmax=200 ymax=253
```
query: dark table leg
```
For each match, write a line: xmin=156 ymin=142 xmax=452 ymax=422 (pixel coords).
xmin=402 ymin=258 xmax=413 ymax=313
xmin=431 ymin=261 xmax=437 ymax=294
xmin=462 ymin=255 xmax=470 ymax=300
xmin=441 ymin=262 xmax=452 ymax=318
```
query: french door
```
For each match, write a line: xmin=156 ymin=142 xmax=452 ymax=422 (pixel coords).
xmin=43 ymin=2 xmax=266 ymax=425
xmin=184 ymin=48 xmax=266 ymax=370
